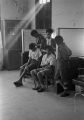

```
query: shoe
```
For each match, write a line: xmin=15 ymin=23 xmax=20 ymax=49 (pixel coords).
xmin=32 ymin=87 xmax=37 ymax=90
xmin=37 ymin=88 xmax=45 ymax=92
xmin=60 ymin=91 xmax=70 ymax=97
xmin=13 ymin=81 xmax=23 ymax=87
xmin=32 ymin=86 xmax=41 ymax=90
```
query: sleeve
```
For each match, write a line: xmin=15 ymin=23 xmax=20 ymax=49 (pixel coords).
xmin=29 ymin=50 xmax=31 ymax=58
xmin=41 ymin=55 xmax=46 ymax=66
xmin=38 ymin=49 xmax=42 ymax=57
xmin=65 ymin=44 xmax=72 ymax=56
xmin=41 ymin=56 xmax=44 ymax=66
xmin=49 ymin=55 xmax=56 ymax=66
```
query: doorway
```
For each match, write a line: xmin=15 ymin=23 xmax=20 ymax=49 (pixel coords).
xmin=35 ymin=0 xmax=52 ymax=29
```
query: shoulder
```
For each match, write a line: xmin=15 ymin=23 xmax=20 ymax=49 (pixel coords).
xmin=50 ymin=53 xmax=56 ymax=58
xmin=51 ymin=38 xmax=56 ymax=43
xmin=59 ymin=43 xmax=65 ymax=48
xmin=51 ymin=38 xmax=55 ymax=41
xmin=39 ymin=34 xmax=46 ymax=40
xmin=29 ymin=50 xmax=33 ymax=57
xmin=29 ymin=49 xmax=32 ymax=53
xmin=63 ymin=43 xmax=71 ymax=51
xmin=43 ymin=54 xmax=47 ymax=58
xmin=36 ymin=48 xmax=41 ymax=53
xmin=62 ymin=42 xmax=69 ymax=48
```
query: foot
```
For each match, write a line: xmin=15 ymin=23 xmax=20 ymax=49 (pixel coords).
xmin=32 ymin=86 xmax=41 ymax=90
xmin=37 ymin=88 xmax=45 ymax=92
xmin=60 ymin=91 xmax=70 ymax=97
xmin=13 ymin=81 xmax=23 ymax=87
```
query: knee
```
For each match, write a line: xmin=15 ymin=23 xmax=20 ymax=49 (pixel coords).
xmin=37 ymin=71 xmax=43 ymax=78
xmin=20 ymin=67 xmax=24 ymax=74
xmin=20 ymin=66 xmax=24 ymax=71
xmin=31 ymin=69 xmax=36 ymax=76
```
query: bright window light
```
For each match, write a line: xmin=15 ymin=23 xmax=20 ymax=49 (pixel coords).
xmin=43 ymin=0 xmax=46 ymax=4
xmin=39 ymin=0 xmax=43 ymax=4
xmin=39 ymin=0 xmax=50 ymax=4
xmin=46 ymin=0 xmax=50 ymax=2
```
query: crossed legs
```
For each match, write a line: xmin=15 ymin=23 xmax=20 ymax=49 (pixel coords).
xmin=31 ymin=67 xmax=53 ymax=92
xmin=14 ymin=62 xmax=37 ymax=87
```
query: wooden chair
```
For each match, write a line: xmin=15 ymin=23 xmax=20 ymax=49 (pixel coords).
xmin=72 ymin=68 xmax=84 ymax=112
xmin=72 ymin=68 xmax=84 ymax=96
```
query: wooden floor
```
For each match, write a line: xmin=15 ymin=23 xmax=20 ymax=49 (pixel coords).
xmin=0 ymin=70 xmax=84 ymax=120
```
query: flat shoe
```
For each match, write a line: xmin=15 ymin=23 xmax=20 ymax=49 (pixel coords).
xmin=32 ymin=87 xmax=38 ymax=90
xmin=60 ymin=91 xmax=70 ymax=97
xmin=13 ymin=82 xmax=23 ymax=87
xmin=32 ymin=86 xmax=40 ymax=90
xmin=37 ymin=88 xmax=45 ymax=92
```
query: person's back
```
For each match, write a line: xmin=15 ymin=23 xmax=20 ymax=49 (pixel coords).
xmin=58 ymin=42 xmax=72 ymax=63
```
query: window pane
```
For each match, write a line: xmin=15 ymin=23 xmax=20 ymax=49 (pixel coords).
xmin=43 ymin=0 xmax=46 ymax=4
xmin=39 ymin=0 xmax=50 ymax=4
xmin=39 ymin=0 xmax=43 ymax=4
xmin=47 ymin=0 xmax=50 ymax=2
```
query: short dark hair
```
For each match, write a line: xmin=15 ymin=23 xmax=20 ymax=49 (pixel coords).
xmin=29 ymin=43 xmax=36 ymax=50
xmin=46 ymin=28 xmax=53 ymax=34
xmin=55 ymin=35 xmax=63 ymax=43
xmin=31 ymin=30 xmax=38 ymax=36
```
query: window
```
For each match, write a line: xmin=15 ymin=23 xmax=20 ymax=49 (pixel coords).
xmin=39 ymin=0 xmax=50 ymax=4
xmin=36 ymin=0 xmax=51 ymax=29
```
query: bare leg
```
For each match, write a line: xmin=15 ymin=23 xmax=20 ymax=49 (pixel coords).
xmin=31 ymin=69 xmax=39 ymax=88
xmin=37 ymin=70 xmax=46 ymax=92
xmin=31 ymin=69 xmax=42 ymax=90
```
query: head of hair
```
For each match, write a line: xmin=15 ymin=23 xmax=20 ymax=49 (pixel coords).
xmin=31 ymin=30 xmax=38 ymax=36
xmin=45 ymin=45 xmax=55 ymax=54
xmin=29 ymin=43 xmax=36 ymax=50
xmin=46 ymin=28 xmax=53 ymax=34
xmin=55 ymin=35 xmax=63 ymax=44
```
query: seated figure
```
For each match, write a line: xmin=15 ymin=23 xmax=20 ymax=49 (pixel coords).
xmin=13 ymin=43 xmax=42 ymax=87
xmin=31 ymin=45 xmax=56 ymax=92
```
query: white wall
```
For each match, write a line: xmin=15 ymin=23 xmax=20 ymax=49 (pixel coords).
xmin=52 ymin=0 xmax=84 ymax=57
xmin=52 ymin=0 xmax=84 ymax=30
xmin=1 ymin=0 xmax=28 ymax=20
xmin=27 ymin=0 xmax=35 ymax=29
xmin=1 ymin=0 xmax=35 ymax=28
xmin=59 ymin=29 xmax=84 ymax=57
